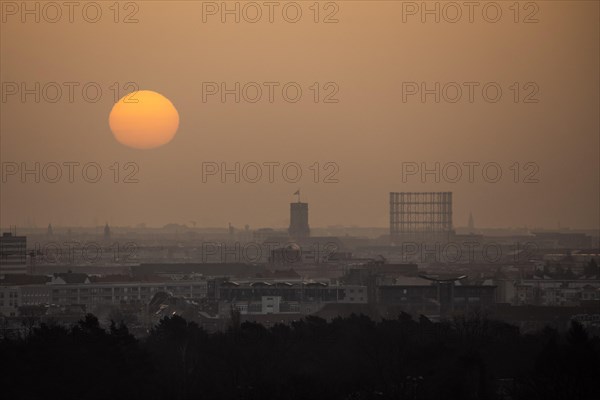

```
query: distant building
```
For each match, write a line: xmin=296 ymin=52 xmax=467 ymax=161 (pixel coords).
xmin=103 ymin=223 xmax=111 ymax=241
xmin=289 ymin=202 xmax=310 ymax=239
xmin=131 ymin=263 xmax=264 ymax=279
xmin=389 ymin=192 xmax=453 ymax=245
xmin=378 ymin=278 xmax=496 ymax=318
xmin=1 ymin=277 xmax=210 ymax=316
xmin=468 ymin=212 xmax=474 ymax=233
xmin=228 ymin=222 xmax=234 ymax=240
xmin=0 ymin=286 xmax=22 ymax=316
xmin=268 ymin=237 xmax=350 ymax=265
xmin=532 ymin=232 xmax=592 ymax=249
xmin=514 ymin=278 xmax=600 ymax=306
xmin=0 ymin=232 xmax=27 ymax=275
xmin=270 ymin=243 xmax=302 ymax=264
xmin=218 ymin=280 xmax=367 ymax=304
xmin=49 ymin=272 xmax=91 ymax=285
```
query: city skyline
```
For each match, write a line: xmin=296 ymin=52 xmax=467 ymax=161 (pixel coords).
xmin=1 ymin=3 xmax=599 ymax=397
xmin=2 ymin=188 xmax=598 ymax=231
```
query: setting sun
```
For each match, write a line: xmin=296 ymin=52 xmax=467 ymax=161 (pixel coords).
xmin=109 ymin=90 xmax=179 ymax=149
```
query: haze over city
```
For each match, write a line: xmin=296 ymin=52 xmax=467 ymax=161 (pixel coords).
xmin=0 ymin=2 xmax=599 ymax=400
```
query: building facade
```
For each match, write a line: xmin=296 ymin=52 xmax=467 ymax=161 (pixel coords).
xmin=0 ymin=233 xmax=27 ymax=275
xmin=289 ymin=202 xmax=310 ymax=239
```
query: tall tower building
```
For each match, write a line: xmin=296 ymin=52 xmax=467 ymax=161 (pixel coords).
xmin=289 ymin=202 xmax=310 ymax=239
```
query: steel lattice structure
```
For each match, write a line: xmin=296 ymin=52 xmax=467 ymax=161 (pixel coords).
xmin=389 ymin=192 xmax=453 ymax=244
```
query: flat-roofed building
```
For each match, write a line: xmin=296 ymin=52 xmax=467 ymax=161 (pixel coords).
xmin=0 ymin=232 xmax=27 ymax=275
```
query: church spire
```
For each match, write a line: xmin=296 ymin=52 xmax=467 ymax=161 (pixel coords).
xmin=103 ymin=223 xmax=111 ymax=241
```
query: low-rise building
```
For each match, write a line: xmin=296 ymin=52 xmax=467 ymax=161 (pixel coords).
xmin=217 ymin=280 xmax=367 ymax=304
xmin=0 ymin=275 xmax=210 ymax=316
xmin=514 ymin=279 xmax=600 ymax=306
xmin=378 ymin=279 xmax=496 ymax=317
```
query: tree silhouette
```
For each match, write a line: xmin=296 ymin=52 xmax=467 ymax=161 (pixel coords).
xmin=0 ymin=313 xmax=598 ymax=400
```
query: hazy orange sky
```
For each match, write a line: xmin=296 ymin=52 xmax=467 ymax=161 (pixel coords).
xmin=1 ymin=1 xmax=598 ymax=229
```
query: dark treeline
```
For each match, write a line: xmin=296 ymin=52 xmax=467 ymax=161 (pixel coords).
xmin=1 ymin=313 xmax=599 ymax=400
